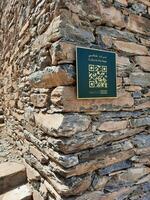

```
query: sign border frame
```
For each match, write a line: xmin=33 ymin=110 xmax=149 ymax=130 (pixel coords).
xmin=76 ymin=46 xmax=117 ymax=99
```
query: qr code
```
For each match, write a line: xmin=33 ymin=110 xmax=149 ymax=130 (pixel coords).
xmin=88 ymin=64 xmax=108 ymax=88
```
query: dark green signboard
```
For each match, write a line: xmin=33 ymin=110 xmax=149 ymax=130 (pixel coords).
xmin=76 ymin=46 xmax=117 ymax=99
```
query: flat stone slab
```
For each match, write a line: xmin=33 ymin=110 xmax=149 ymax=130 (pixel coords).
xmin=0 ymin=184 xmax=32 ymax=200
xmin=0 ymin=162 xmax=27 ymax=194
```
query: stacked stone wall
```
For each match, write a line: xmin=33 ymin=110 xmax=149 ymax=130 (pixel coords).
xmin=0 ymin=0 xmax=150 ymax=199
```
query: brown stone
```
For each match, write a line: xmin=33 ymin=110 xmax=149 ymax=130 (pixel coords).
xmin=98 ymin=120 xmax=128 ymax=132
xmin=29 ymin=145 xmax=49 ymax=164
xmin=19 ymin=21 xmax=30 ymax=38
xmin=135 ymin=147 xmax=150 ymax=155
xmin=125 ymin=86 xmax=142 ymax=92
xmin=24 ymin=161 xmax=40 ymax=182
xmin=50 ymin=41 xmax=76 ymax=65
xmin=24 ymin=154 xmax=92 ymax=197
xmin=76 ymin=188 xmax=133 ymax=200
xmin=19 ymin=33 xmax=31 ymax=49
xmin=34 ymin=112 xmax=91 ymax=137
xmin=33 ymin=190 xmax=44 ymax=200
xmin=48 ymin=128 xmax=144 ymax=154
xmin=0 ymin=184 xmax=32 ymax=200
xmin=44 ymin=180 xmax=61 ymax=200
xmin=51 ymin=86 xmax=134 ymax=112
xmin=30 ymin=94 xmax=48 ymax=107
xmin=76 ymin=191 xmax=103 ymax=200
xmin=138 ymin=0 xmax=150 ymax=6
xmin=135 ymin=101 xmax=150 ymax=110
xmin=0 ymin=162 xmax=27 ymax=194
xmin=100 ymin=5 xmax=126 ymax=28
xmin=57 ymin=150 xmax=135 ymax=178
xmin=127 ymin=14 xmax=150 ymax=36
xmin=29 ymin=65 xmax=75 ymax=88
xmin=140 ymin=38 xmax=150 ymax=47
xmin=93 ymin=176 xmax=109 ymax=191
xmin=98 ymin=187 xmax=133 ymax=200
xmin=117 ymin=56 xmax=130 ymax=67
xmin=118 ymin=167 xmax=150 ymax=182
xmin=24 ymin=130 xmax=79 ymax=168
xmin=114 ymin=41 xmax=148 ymax=55
xmin=135 ymin=56 xmax=150 ymax=72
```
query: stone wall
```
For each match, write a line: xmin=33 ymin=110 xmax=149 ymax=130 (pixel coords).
xmin=0 ymin=0 xmax=150 ymax=199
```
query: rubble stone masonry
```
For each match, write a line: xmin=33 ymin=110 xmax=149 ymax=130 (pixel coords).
xmin=0 ymin=0 xmax=150 ymax=199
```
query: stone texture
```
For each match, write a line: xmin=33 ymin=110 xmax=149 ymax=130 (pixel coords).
xmin=117 ymin=56 xmax=130 ymax=67
xmin=0 ymin=184 xmax=32 ymax=200
xmin=130 ymin=72 xmax=150 ymax=87
xmin=133 ymin=134 xmax=150 ymax=148
xmin=29 ymin=65 xmax=75 ymax=88
xmin=50 ymin=42 xmax=76 ymax=65
xmin=127 ymin=14 xmax=150 ymax=36
xmin=98 ymin=120 xmax=128 ymax=131
xmin=114 ymin=41 xmax=148 ymax=55
xmin=76 ymin=191 xmax=103 ymax=200
xmin=48 ymin=128 xmax=143 ymax=154
xmin=115 ymin=0 xmax=128 ymax=6
xmin=33 ymin=190 xmax=44 ymax=200
xmin=0 ymin=162 xmax=27 ymax=194
xmin=100 ymin=5 xmax=126 ymax=27
xmin=24 ymin=161 xmax=40 ymax=182
xmin=30 ymin=93 xmax=48 ymax=108
xmin=98 ymin=160 xmax=132 ymax=176
xmin=135 ymin=101 xmax=150 ymax=110
xmin=135 ymin=56 xmax=150 ymax=72
xmin=131 ymin=117 xmax=150 ymax=127
xmin=34 ymin=113 xmax=91 ymax=137
xmin=51 ymin=86 xmax=134 ymax=112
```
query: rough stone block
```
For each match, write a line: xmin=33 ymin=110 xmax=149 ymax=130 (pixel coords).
xmin=114 ymin=41 xmax=148 ymax=55
xmin=135 ymin=56 xmax=150 ymax=72
xmin=48 ymin=128 xmax=144 ymax=154
xmin=33 ymin=190 xmax=44 ymax=200
xmin=34 ymin=112 xmax=91 ymax=137
xmin=0 ymin=184 xmax=32 ymax=200
xmin=0 ymin=162 xmax=27 ymax=194
xmin=24 ymin=161 xmax=40 ymax=182
xmin=127 ymin=14 xmax=150 ymax=36
xmin=131 ymin=117 xmax=150 ymax=127
xmin=30 ymin=93 xmax=48 ymax=107
xmin=51 ymin=86 xmax=134 ymax=112
xmin=129 ymin=72 xmax=150 ymax=87
xmin=98 ymin=120 xmax=128 ymax=131
xmin=100 ymin=5 xmax=126 ymax=27
xmin=29 ymin=65 xmax=75 ymax=88
xmin=50 ymin=42 xmax=76 ymax=65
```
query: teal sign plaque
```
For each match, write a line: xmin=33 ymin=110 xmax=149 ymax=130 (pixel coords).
xmin=76 ymin=46 xmax=117 ymax=99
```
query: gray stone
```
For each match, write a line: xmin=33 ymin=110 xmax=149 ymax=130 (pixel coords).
xmin=34 ymin=113 xmax=91 ymax=137
xmin=96 ymin=26 xmax=137 ymax=42
xmin=131 ymin=117 xmax=150 ymax=127
xmin=132 ymin=91 xmax=142 ymax=99
xmin=131 ymin=3 xmax=147 ymax=14
xmin=132 ymin=134 xmax=150 ymax=148
xmin=130 ymin=72 xmax=150 ymax=87
xmin=98 ymin=160 xmax=132 ymax=176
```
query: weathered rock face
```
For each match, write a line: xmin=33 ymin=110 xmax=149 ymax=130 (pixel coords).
xmin=0 ymin=0 xmax=150 ymax=200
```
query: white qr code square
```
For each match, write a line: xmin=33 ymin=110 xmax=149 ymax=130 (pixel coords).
xmin=88 ymin=64 xmax=108 ymax=88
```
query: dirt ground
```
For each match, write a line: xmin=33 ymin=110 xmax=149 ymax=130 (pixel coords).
xmin=0 ymin=124 xmax=22 ymax=163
